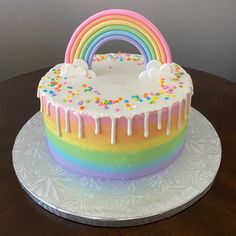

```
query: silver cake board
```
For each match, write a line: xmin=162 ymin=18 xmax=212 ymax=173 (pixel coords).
xmin=12 ymin=108 xmax=221 ymax=227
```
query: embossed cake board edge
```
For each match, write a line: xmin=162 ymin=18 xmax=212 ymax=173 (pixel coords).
xmin=17 ymin=174 xmax=216 ymax=227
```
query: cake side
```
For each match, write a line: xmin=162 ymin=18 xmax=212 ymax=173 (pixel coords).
xmin=43 ymin=105 xmax=188 ymax=179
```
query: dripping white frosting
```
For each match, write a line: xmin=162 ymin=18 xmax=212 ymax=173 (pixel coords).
xmin=166 ymin=106 xmax=171 ymax=136
xmin=127 ymin=117 xmax=133 ymax=136
xmin=189 ymin=89 xmax=193 ymax=113
xmin=77 ymin=113 xmax=83 ymax=138
xmin=111 ymin=118 xmax=116 ymax=144
xmin=40 ymin=94 xmax=43 ymax=112
xmin=177 ymin=101 xmax=182 ymax=129
xmin=144 ymin=113 xmax=149 ymax=138
xmin=65 ymin=109 xmax=70 ymax=133
xmin=157 ymin=109 xmax=162 ymax=130
xmin=46 ymin=100 xmax=51 ymax=115
xmin=55 ymin=106 xmax=61 ymax=136
xmin=94 ymin=117 xmax=100 ymax=135
xmin=184 ymin=95 xmax=188 ymax=120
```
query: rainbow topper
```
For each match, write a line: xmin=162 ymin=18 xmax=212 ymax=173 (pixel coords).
xmin=65 ymin=9 xmax=172 ymax=69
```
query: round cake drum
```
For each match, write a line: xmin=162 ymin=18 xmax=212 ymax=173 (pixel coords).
xmin=12 ymin=108 xmax=221 ymax=227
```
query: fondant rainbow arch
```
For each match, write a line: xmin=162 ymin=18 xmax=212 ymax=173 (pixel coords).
xmin=65 ymin=9 xmax=172 ymax=68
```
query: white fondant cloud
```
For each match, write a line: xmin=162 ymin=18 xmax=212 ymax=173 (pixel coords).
xmin=146 ymin=60 xmax=162 ymax=71
xmin=139 ymin=60 xmax=176 ymax=80
xmin=61 ymin=59 xmax=96 ymax=79
xmin=73 ymin=59 xmax=89 ymax=70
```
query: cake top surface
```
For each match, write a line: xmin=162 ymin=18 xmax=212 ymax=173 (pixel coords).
xmin=38 ymin=53 xmax=192 ymax=118
xmin=38 ymin=9 xmax=193 ymax=118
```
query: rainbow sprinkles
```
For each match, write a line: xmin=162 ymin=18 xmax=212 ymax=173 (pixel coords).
xmin=37 ymin=9 xmax=193 ymax=180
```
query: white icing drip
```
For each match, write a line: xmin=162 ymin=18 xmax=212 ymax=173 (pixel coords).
xmin=127 ymin=117 xmax=133 ymax=136
xmin=189 ymin=90 xmax=192 ymax=113
xmin=46 ymin=100 xmax=51 ymax=116
xmin=157 ymin=110 xmax=162 ymax=130
xmin=184 ymin=95 xmax=188 ymax=120
xmin=177 ymin=101 xmax=182 ymax=129
xmin=166 ymin=106 xmax=171 ymax=136
xmin=55 ymin=106 xmax=61 ymax=136
xmin=65 ymin=109 xmax=70 ymax=133
xmin=111 ymin=118 xmax=116 ymax=144
xmin=144 ymin=113 xmax=149 ymax=138
xmin=40 ymin=94 xmax=43 ymax=112
xmin=77 ymin=113 xmax=83 ymax=138
xmin=94 ymin=117 xmax=100 ymax=135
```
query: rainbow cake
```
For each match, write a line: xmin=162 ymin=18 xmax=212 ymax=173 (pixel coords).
xmin=37 ymin=9 xmax=193 ymax=180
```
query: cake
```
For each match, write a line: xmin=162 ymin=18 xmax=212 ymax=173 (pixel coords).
xmin=37 ymin=9 xmax=193 ymax=180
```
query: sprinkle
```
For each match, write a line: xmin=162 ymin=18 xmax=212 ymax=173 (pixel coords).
xmin=80 ymin=106 xmax=85 ymax=110
xmin=149 ymin=100 xmax=156 ymax=104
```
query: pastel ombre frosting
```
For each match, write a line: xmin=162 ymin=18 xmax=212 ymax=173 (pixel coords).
xmin=37 ymin=10 xmax=193 ymax=180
